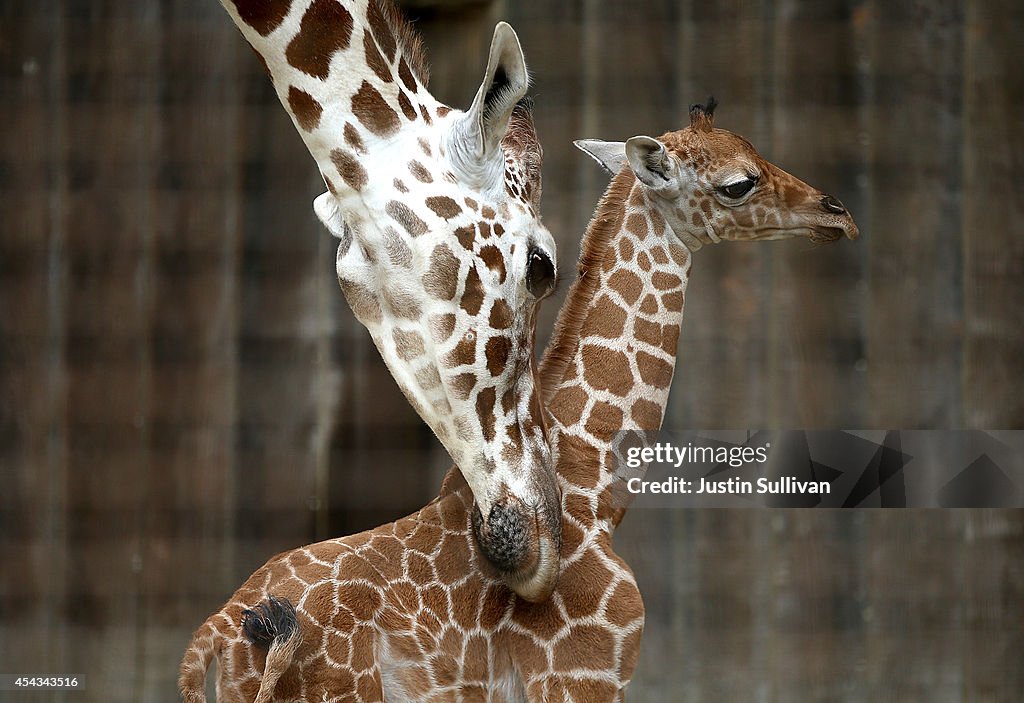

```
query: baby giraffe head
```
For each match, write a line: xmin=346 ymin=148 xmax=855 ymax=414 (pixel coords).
xmin=575 ymin=97 xmax=859 ymax=250
xmin=313 ymin=23 xmax=559 ymax=601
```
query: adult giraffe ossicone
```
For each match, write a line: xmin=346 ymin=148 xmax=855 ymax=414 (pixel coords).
xmin=179 ymin=99 xmax=858 ymax=702
xmin=218 ymin=1 xmax=561 ymax=598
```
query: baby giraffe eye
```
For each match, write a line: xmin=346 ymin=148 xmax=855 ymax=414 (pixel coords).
xmin=718 ymin=177 xmax=757 ymax=199
xmin=526 ymin=246 xmax=555 ymax=298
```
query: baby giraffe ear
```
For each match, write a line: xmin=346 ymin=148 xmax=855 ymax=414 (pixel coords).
xmin=625 ymin=135 xmax=677 ymax=188
xmin=573 ymin=139 xmax=627 ymax=176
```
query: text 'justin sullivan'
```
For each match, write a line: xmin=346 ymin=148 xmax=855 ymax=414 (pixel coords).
xmin=623 ymin=441 xmax=830 ymax=495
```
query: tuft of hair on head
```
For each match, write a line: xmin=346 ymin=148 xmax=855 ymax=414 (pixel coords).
xmin=241 ymin=595 xmax=299 ymax=649
xmin=688 ymin=95 xmax=718 ymax=132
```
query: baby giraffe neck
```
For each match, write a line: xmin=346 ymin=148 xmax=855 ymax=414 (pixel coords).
xmin=541 ymin=168 xmax=691 ymax=530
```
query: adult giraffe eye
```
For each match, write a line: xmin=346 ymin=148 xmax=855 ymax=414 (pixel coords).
xmin=719 ymin=178 xmax=756 ymax=199
xmin=526 ymin=246 xmax=555 ymax=298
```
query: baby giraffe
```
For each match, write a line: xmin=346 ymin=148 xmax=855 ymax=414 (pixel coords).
xmin=179 ymin=99 xmax=857 ymax=702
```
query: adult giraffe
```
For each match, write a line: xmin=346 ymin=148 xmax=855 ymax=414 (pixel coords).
xmin=179 ymin=100 xmax=858 ymax=702
xmin=217 ymin=0 xmax=561 ymax=597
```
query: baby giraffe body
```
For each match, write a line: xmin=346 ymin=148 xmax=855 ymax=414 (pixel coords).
xmin=217 ymin=0 xmax=562 ymax=597
xmin=179 ymin=101 xmax=857 ymax=702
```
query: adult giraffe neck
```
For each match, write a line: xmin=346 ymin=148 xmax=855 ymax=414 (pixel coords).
xmin=218 ymin=0 xmax=438 ymax=187
xmin=540 ymin=167 xmax=691 ymax=530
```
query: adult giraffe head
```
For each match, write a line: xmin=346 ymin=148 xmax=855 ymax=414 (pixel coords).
xmin=575 ymin=97 xmax=859 ymax=250
xmin=219 ymin=1 xmax=559 ymax=600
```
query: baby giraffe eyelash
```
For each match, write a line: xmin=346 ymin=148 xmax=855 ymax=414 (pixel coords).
xmin=718 ymin=173 xmax=759 ymax=199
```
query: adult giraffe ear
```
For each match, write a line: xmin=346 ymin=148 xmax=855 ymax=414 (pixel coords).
xmin=313 ymin=191 xmax=346 ymax=239
xmin=625 ymin=135 xmax=679 ymax=190
xmin=573 ymin=139 xmax=627 ymax=176
xmin=450 ymin=22 xmax=529 ymax=186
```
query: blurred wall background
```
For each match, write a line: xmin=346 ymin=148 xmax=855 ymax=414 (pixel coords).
xmin=1 ymin=0 xmax=1022 ymax=700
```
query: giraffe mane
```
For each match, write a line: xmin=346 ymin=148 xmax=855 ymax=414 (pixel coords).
xmin=503 ymin=98 xmax=540 ymax=157
xmin=504 ymin=97 xmax=537 ymax=141
xmin=538 ymin=166 xmax=637 ymax=402
xmin=503 ymin=97 xmax=543 ymax=204
xmin=373 ymin=0 xmax=430 ymax=85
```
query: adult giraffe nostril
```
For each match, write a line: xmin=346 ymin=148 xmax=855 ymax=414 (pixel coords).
xmin=470 ymin=492 xmax=561 ymax=601
xmin=471 ymin=498 xmax=532 ymax=575
xmin=821 ymin=195 xmax=846 ymax=214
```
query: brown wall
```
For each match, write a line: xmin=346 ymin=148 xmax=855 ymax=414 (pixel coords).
xmin=1 ymin=0 xmax=1021 ymax=700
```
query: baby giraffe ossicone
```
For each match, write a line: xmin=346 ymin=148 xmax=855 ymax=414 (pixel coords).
xmin=179 ymin=99 xmax=857 ymax=702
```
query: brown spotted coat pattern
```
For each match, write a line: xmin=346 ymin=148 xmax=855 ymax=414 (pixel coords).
xmin=181 ymin=87 xmax=858 ymax=700
xmin=179 ymin=150 xmax=685 ymax=703
xmin=179 ymin=163 xmax=674 ymax=703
